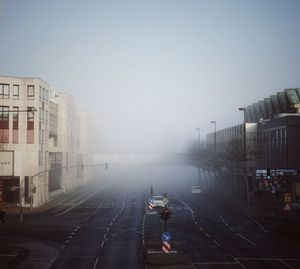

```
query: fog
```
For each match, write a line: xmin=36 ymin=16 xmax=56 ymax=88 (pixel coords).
xmin=92 ymin=165 xmax=199 ymax=194
xmin=1 ymin=0 xmax=300 ymax=153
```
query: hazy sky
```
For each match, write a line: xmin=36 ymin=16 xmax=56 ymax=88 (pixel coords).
xmin=0 ymin=0 xmax=300 ymax=153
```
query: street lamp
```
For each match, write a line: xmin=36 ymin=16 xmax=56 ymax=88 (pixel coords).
xmin=238 ymin=108 xmax=246 ymax=157
xmin=210 ymin=121 xmax=216 ymax=157
xmin=238 ymin=107 xmax=249 ymax=206
xmin=210 ymin=121 xmax=217 ymax=192
xmin=195 ymin=128 xmax=200 ymax=152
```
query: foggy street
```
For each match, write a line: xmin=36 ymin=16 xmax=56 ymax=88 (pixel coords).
xmin=1 ymin=1 xmax=300 ymax=269
xmin=1 ymin=165 xmax=300 ymax=269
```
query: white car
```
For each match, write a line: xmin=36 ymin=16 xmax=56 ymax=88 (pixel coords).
xmin=191 ymin=186 xmax=202 ymax=194
xmin=149 ymin=195 xmax=168 ymax=208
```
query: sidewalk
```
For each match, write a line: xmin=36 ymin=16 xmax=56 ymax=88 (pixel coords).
xmin=0 ymin=245 xmax=24 ymax=268
xmin=213 ymin=192 xmax=300 ymax=243
xmin=0 ymin=196 xmax=64 ymax=268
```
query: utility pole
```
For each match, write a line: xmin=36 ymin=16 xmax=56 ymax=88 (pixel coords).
xmin=239 ymin=107 xmax=249 ymax=206
xmin=195 ymin=128 xmax=201 ymax=153
xmin=210 ymin=121 xmax=217 ymax=192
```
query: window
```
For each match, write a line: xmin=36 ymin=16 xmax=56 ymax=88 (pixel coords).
xmin=12 ymin=107 xmax=19 ymax=143
xmin=13 ymin=85 xmax=19 ymax=100
xmin=0 ymin=106 xmax=9 ymax=143
xmin=0 ymin=106 xmax=9 ymax=121
xmin=0 ymin=84 xmax=10 ymax=99
xmin=27 ymin=107 xmax=35 ymax=143
xmin=27 ymin=85 xmax=35 ymax=100
xmin=13 ymin=107 xmax=19 ymax=122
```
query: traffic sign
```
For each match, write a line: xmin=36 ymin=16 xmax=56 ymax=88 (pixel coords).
xmin=283 ymin=204 xmax=291 ymax=211
xmin=148 ymin=199 xmax=154 ymax=210
xmin=161 ymin=231 xmax=172 ymax=242
xmin=162 ymin=241 xmax=171 ymax=254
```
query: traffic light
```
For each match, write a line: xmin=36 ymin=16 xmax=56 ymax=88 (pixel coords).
xmin=266 ymin=168 xmax=271 ymax=180
xmin=161 ymin=207 xmax=170 ymax=220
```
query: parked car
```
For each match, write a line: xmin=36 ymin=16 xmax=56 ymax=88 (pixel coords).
xmin=191 ymin=186 xmax=202 ymax=194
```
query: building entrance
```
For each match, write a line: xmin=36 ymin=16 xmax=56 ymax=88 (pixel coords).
xmin=0 ymin=176 xmax=20 ymax=204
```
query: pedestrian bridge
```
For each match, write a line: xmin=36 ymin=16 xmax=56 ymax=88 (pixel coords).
xmin=92 ymin=153 xmax=190 ymax=166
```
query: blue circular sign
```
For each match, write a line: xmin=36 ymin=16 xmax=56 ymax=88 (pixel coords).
xmin=162 ymin=232 xmax=172 ymax=242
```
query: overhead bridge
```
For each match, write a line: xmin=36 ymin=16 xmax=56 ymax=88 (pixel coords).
xmin=92 ymin=153 xmax=191 ymax=166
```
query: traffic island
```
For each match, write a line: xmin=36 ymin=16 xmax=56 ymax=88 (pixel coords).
xmin=145 ymin=239 xmax=192 ymax=267
xmin=0 ymin=245 xmax=25 ymax=268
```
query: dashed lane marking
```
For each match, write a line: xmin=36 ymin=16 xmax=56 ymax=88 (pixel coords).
xmin=235 ymin=233 xmax=257 ymax=247
xmin=92 ymin=257 xmax=99 ymax=269
xmin=55 ymin=187 xmax=106 ymax=217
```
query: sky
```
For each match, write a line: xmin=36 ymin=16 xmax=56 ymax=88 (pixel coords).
xmin=0 ymin=0 xmax=300 ymax=153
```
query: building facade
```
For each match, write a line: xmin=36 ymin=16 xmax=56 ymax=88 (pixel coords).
xmin=0 ymin=76 xmax=90 ymax=207
xmin=205 ymin=88 xmax=300 ymax=202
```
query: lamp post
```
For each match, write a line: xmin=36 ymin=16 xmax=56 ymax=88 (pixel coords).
xmin=195 ymin=128 xmax=201 ymax=152
xmin=195 ymin=128 xmax=201 ymax=186
xmin=210 ymin=121 xmax=217 ymax=192
xmin=238 ymin=108 xmax=246 ymax=155
xmin=210 ymin=121 xmax=216 ymax=157
xmin=238 ymin=107 xmax=249 ymax=206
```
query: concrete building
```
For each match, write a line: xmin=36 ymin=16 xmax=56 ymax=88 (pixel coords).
xmin=0 ymin=76 xmax=90 ymax=207
xmin=205 ymin=88 xmax=300 ymax=202
xmin=206 ymin=123 xmax=257 ymax=200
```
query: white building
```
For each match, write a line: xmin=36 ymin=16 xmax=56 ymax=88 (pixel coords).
xmin=0 ymin=76 xmax=90 ymax=207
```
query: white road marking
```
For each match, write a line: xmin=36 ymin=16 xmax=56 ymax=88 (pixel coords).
xmin=231 ymin=256 xmax=247 ymax=269
xmin=204 ymin=232 xmax=210 ymax=238
xmin=180 ymin=200 xmax=194 ymax=214
xmin=213 ymin=240 xmax=220 ymax=246
xmin=92 ymin=257 xmax=99 ymax=269
xmin=235 ymin=233 xmax=257 ymax=246
xmin=55 ymin=187 xmax=106 ymax=216
xmin=276 ymin=259 xmax=294 ymax=269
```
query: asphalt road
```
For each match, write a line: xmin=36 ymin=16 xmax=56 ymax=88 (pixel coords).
xmin=1 ymin=165 xmax=300 ymax=269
